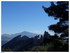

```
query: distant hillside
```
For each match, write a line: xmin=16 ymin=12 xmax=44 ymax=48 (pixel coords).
xmin=2 ymin=35 xmax=43 ymax=51
xmin=2 ymin=31 xmax=41 ymax=46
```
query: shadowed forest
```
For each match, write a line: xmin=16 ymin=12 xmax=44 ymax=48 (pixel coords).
xmin=2 ymin=1 xmax=69 ymax=52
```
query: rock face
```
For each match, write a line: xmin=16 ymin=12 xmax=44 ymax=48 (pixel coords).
xmin=43 ymin=31 xmax=51 ymax=44
xmin=44 ymin=31 xmax=50 ymax=39
xmin=33 ymin=35 xmax=43 ymax=46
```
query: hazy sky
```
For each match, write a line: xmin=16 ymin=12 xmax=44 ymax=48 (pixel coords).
xmin=2 ymin=1 xmax=59 ymax=34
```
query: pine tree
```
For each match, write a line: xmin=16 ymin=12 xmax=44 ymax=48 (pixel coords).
xmin=43 ymin=1 xmax=69 ymax=38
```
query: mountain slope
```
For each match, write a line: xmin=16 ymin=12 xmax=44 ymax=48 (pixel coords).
xmin=2 ymin=34 xmax=13 ymax=45
xmin=2 ymin=35 xmax=34 ymax=51
xmin=2 ymin=31 xmax=40 ymax=46
xmin=2 ymin=34 xmax=43 ymax=51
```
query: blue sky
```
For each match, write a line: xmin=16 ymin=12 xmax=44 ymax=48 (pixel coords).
xmin=2 ymin=1 xmax=59 ymax=34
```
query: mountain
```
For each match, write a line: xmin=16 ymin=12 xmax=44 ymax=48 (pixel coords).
xmin=1 ymin=34 xmax=13 ymax=46
xmin=2 ymin=31 xmax=40 ymax=46
xmin=2 ymin=34 xmax=43 ymax=51
xmin=2 ymin=35 xmax=34 ymax=51
xmin=16 ymin=31 xmax=39 ymax=38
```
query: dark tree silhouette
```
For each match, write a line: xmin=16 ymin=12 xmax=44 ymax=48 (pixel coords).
xmin=43 ymin=1 xmax=69 ymax=51
xmin=43 ymin=1 xmax=69 ymax=37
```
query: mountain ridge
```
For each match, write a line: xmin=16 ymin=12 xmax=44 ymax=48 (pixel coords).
xmin=2 ymin=34 xmax=43 ymax=51
xmin=2 ymin=31 xmax=41 ymax=45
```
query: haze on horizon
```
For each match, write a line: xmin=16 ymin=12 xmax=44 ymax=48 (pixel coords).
xmin=2 ymin=1 xmax=59 ymax=35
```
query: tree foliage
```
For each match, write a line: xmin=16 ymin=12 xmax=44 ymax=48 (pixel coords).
xmin=43 ymin=1 xmax=69 ymax=37
xmin=43 ymin=1 xmax=69 ymax=51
